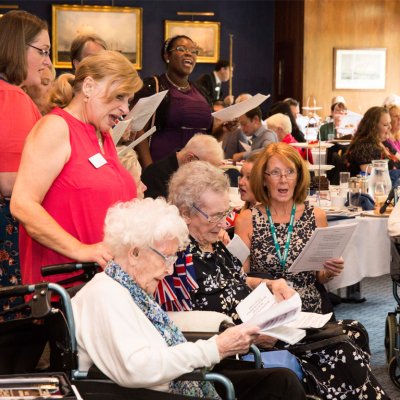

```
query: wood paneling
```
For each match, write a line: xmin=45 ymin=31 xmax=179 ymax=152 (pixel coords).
xmin=303 ymin=0 xmax=400 ymax=118
xmin=274 ymin=0 xmax=304 ymax=102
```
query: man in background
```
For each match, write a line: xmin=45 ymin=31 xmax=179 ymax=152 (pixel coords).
xmin=196 ymin=59 xmax=233 ymax=107
xmin=70 ymin=33 xmax=107 ymax=71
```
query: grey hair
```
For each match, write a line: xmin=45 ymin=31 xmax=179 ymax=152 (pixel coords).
xmin=104 ymin=198 xmax=189 ymax=258
xmin=168 ymin=161 xmax=230 ymax=216
xmin=266 ymin=113 xmax=292 ymax=134
xmin=182 ymin=134 xmax=224 ymax=166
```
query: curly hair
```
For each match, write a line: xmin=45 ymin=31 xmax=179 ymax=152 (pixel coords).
xmin=348 ymin=106 xmax=389 ymax=152
xmin=104 ymin=198 xmax=189 ymax=259
xmin=250 ymin=142 xmax=310 ymax=206
xmin=168 ymin=161 xmax=229 ymax=217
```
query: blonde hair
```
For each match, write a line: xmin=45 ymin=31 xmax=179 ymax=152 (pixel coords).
xmin=250 ymin=142 xmax=310 ymax=206
xmin=118 ymin=147 xmax=141 ymax=183
xmin=50 ymin=50 xmax=143 ymax=108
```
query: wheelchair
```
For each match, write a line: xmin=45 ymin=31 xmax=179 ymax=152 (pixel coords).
xmin=384 ymin=236 xmax=400 ymax=389
xmin=0 ymin=276 xmax=237 ymax=399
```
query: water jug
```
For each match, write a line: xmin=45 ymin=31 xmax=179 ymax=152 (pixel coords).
xmin=367 ymin=160 xmax=392 ymax=199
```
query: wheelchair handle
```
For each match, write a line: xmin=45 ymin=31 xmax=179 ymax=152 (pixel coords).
xmin=41 ymin=262 xmax=98 ymax=276
xmin=0 ymin=283 xmax=36 ymax=297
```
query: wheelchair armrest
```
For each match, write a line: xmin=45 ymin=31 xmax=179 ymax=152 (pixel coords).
xmin=177 ymin=370 xmax=235 ymax=400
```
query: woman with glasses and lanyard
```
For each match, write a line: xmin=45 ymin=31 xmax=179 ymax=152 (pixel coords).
xmin=235 ymin=142 xmax=344 ymax=314
xmin=131 ymin=35 xmax=227 ymax=168
xmin=0 ymin=10 xmax=50 ymax=315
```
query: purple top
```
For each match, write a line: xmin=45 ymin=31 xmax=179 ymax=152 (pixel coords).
xmin=387 ymin=138 xmax=400 ymax=153
xmin=150 ymin=85 xmax=213 ymax=161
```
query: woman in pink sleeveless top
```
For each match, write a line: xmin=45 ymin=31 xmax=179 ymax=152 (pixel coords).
xmin=11 ymin=51 xmax=143 ymax=285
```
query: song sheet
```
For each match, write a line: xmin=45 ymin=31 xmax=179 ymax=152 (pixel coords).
xmin=211 ymin=93 xmax=270 ymax=122
xmin=117 ymin=126 xmax=157 ymax=156
xmin=226 ymin=234 xmax=250 ymax=264
xmin=287 ymin=223 xmax=357 ymax=273
xmin=112 ymin=90 xmax=168 ymax=144
xmin=236 ymin=284 xmax=301 ymax=332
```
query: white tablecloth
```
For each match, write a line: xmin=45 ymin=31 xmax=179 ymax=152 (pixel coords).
xmin=325 ymin=216 xmax=390 ymax=290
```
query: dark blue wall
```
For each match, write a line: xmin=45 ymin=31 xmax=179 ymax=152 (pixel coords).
xmin=10 ymin=0 xmax=275 ymax=113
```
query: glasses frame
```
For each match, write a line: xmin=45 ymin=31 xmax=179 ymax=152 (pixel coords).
xmin=264 ymin=168 xmax=298 ymax=180
xmin=147 ymin=246 xmax=177 ymax=268
xmin=27 ymin=43 xmax=51 ymax=58
xmin=169 ymin=45 xmax=200 ymax=56
xmin=192 ymin=203 xmax=232 ymax=224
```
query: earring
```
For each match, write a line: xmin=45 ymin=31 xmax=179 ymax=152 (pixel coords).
xmin=166 ymin=59 xmax=170 ymax=63
xmin=84 ymin=94 xmax=89 ymax=103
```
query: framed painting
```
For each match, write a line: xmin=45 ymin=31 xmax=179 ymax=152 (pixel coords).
xmin=164 ymin=20 xmax=220 ymax=63
xmin=333 ymin=48 xmax=386 ymax=90
xmin=52 ymin=5 xmax=142 ymax=69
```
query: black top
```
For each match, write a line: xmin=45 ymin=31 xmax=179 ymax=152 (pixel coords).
xmin=141 ymin=152 xmax=179 ymax=199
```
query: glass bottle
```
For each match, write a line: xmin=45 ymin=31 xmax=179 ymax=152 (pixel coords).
xmin=367 ymin=160 xmax=391 ymax=198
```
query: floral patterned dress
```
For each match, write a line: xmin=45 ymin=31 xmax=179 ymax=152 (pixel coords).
xmin=250 ymin=204 xmax=322 ymax=313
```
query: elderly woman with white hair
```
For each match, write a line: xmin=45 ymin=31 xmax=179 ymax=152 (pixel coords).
xmin=72 ymin=197 xmax=306 ymax=400
xmin=266 ymin=113 xmax=313 ymax=163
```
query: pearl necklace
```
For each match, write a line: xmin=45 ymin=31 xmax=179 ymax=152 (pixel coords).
xmin=165 ymin=73 xmax=190 ymax=91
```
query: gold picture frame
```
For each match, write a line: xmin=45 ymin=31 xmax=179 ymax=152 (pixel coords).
xmin=52 ymin=5 xmax=142 ymax=69
xmin=164 ymin=20 xmax=220 ymax=63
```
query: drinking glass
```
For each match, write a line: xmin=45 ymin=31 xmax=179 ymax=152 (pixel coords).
xmin=340 ymin=172 xmax=350 ymax=188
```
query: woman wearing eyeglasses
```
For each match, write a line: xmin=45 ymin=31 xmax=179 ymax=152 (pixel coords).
xmin=131 ymin=35 xmax=226 ymax=168
xmin=0 ymin=11 xmax=51 ymax=315
xmin=235 ymin=142 xmax=344 ymax=314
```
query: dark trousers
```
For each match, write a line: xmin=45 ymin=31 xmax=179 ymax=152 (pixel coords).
xmin=214 ymin=358 xmax=306 ymax=400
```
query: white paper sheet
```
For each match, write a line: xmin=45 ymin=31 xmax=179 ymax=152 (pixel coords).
xmin=226 ymin=234 xmax=250 ymax=264
xmin=236 ymin=284 xmax=302 ymax=332
xmin=126 ymin=90 xmax=168 ymax=132
xmin=211 ymin=93 xmax=270 ymax=122
xmin=239 ymin=141 xmax=251 ymax=152
xmin=117 ymin=126 xmax=157 ymax=156
xmin=112 ymin=118 xmax=133 ymax=145
xmin=112 ymin=90 xmax=168 ymax=145
xmin=260 ymin=325 xmax=306 ymax=345
xmin=285 ymin=311 xmax=332 ymax=329
xmin=287 ymin=223 xmax=357 ymax=273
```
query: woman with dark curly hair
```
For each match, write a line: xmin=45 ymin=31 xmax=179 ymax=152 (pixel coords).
xmin=345 ymin=106 xmax=400 ymax=176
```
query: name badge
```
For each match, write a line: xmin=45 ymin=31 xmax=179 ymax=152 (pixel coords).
xmin=89 ymin=153 xmax=107 ymax=168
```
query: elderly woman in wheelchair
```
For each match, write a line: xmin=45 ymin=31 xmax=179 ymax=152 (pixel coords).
xmin=71 ymin=197 xmax=306 ymax=400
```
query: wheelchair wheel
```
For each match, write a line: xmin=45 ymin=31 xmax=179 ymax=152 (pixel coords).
xmin=388 ymin=357 xmax=400 ymax=389
xmin=385 ymin=313 xmax=397 ymax=363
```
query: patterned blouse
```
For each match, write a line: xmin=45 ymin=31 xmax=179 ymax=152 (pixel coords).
xmin=250 ymin=204 xmax=322 ymax=313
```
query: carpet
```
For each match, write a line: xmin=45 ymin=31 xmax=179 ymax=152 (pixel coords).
xmin=335 ymin=274 xmax=400 ymax=399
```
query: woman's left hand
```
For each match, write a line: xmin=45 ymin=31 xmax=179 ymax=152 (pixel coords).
xmin=323 ymin=257 xmax=344 ymax=277
xmin=268 ymin=278 xmax=297 ymax=301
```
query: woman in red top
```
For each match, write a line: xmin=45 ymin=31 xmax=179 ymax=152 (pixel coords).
xmin=0 ymin=11 xmax=50 ymax=313
xmin=11 ymin=50 xmax=143 ymax=286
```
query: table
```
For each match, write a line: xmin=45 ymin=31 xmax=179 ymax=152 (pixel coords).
xmin=325 ymin=216 xmax=390 ymax=291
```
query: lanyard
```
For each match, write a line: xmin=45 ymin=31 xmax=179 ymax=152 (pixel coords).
xmin=266 ymin=203 xmax=296 ymax=269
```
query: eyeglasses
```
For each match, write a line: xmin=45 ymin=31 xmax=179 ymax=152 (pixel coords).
xmin=169 ymin=46 xmax=200 ymax=56
xmin=192 ymin=203 xmax=232 ymax=223
xmin=264 ymin=168 xmax=297 ymax=180
xmin=27 ymin=43 xmax=51 ymax=58
xmin=148 ymin=246 xmax=177 ymax=268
